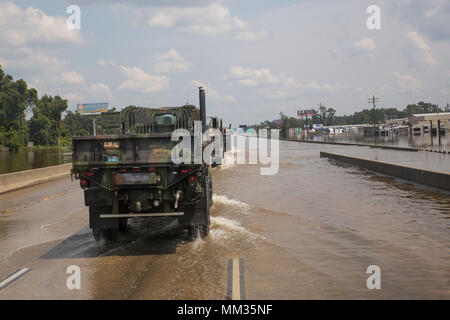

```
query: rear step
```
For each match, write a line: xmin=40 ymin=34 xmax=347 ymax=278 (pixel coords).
xmin=100 ymin=212 xmax=184 ymax=218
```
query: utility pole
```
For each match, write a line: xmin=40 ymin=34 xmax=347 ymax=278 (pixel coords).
xmin=438 ymin=120 xmax=441 ymax=146
xmin=437 ymin=104 xmax=441 ymax=147
xmin=318 ymin=103 xmax=326 ymax=136
xmin=368 ymin=95 xmax=380 ymax=145
xmin=430 ymin=120 xmax=433 ymax=147
xmin=22 ymin=114 xmax=25 ymax=149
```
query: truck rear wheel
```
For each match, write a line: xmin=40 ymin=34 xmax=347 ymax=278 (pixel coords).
xmin=92 ymin=228 xmax=112 ymax=241
xmin=189 ymin=224 xmax=209 ymax=240
xmin=119 ymin=218 xmax=128 ymax=232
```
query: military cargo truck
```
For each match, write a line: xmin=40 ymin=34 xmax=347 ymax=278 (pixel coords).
xmin=71 ymin=88 xmax=218 ymax=241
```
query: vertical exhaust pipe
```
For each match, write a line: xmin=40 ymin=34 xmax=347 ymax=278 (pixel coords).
xmin=199 ymin=87 xmax=206 ymax=128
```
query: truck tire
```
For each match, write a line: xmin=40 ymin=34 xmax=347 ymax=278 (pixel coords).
xmin=119 ymin=218 xmax=128 ymax=232
xmin=90 ymin=205 xmax=125 ymax=241
xmin=189 ymin=224 xmax=209 ymax=240
xmin=188 ymin=168 xmax=211 ymax=240
xmin=92 ymin=228 xmax=112 ymax=241
xmin=202 ymin=224 xmax=210 ymax=238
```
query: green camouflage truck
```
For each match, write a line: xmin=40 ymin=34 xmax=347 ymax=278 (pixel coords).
xmin=71 ymin=88 xmax=218 ymax=241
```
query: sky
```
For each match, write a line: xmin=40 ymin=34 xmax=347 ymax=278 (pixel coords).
xmin=0 ymin=0 xmax=449 ymax=126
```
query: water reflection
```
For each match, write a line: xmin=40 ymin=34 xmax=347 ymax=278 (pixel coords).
xmin=0 ymin=147 xmax=72 ymax=174
xmin=306 ymin=134 xmax=449 ymax=149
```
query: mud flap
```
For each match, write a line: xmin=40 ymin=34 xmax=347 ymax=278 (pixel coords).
xmin=179 ymin=166 xmax=212 ymax=227
xmin=178 ymin=202 xmax=208 ymax=227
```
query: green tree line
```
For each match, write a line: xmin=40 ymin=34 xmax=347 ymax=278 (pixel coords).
xmin=0 ymin=65 xmax=70 ymax=150
xmin=0 ymin=65 xmax=120 ymax=151
xmin=332 ymin=102 xmax=445 ymax=125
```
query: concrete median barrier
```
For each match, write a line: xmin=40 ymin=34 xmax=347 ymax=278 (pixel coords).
xmin=281 ymin=138 xmax=421 ymax=152
xmin=0 ymin=163 xmax=72 ymax=194
xmin=320 ymin=151 xmax=450 ymax=192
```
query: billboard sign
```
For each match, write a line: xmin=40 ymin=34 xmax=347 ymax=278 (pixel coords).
xmin=297 ymin=109 xmax=317 ymax=118
xmin=77 ymin=103 xmax=109 ymax=114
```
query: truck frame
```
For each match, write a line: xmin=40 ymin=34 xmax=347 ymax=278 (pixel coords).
xmin=71 ymin=88 xmax=215 ymax=241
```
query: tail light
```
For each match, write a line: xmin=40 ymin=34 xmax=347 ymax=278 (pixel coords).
xmin=80 ymin=179 xmax=89 ymax=189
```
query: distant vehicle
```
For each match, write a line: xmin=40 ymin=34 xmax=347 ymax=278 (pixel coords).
xmin=313 ymin=124 xmax=323 ymax=130
xmin=71 ymin=88 xmax=220 ymax=241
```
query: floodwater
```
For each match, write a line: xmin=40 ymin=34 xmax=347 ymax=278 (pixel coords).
xmin=0 ymin=140 xmax=448 ymax=299
xmin=212 ymin=141 xmax=450 ymax=298
xmin=321 ymin=146 xmax=450 ymax=174
xmin=307 ymin=134 xmax=450 ymax=150
xmin=0 ymin=147 xmax=72 ymax=174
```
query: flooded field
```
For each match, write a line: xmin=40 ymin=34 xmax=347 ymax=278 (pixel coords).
xmin=0 ymin=140 xmax=448 ymax=299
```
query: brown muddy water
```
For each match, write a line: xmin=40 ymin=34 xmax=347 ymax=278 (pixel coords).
xmin=0 ymin=147 xmax=71 ymax=174
xmin=0 ymin=140 xmax=448 ymax=299
xmin=209 ymin=140 xmax=450 ymax=299
xmin=308 ymin=134 xmax=450 ymax=149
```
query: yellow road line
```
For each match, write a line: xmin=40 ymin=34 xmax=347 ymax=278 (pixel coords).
xmin=232 ymin=258 xmax=240 ymax=300
xmin=227 ymin=258 xmax=245 ymax=300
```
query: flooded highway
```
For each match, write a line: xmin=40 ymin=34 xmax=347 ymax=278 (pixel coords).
xmin=0 ymin=140 xmax=449 ymax=299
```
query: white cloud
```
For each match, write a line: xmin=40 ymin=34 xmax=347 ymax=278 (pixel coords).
xmin=149 ymin=13 xmax=175 ymax=27
xmin=235 ymin=29 xmax=269 ymax=42
xmin=148 ymin=4 xmax=235 ymax=36
xmin=97 ymin=59 xmax=119 ymax=68
xmin=146 ymin=3 xmax=267 ymax=41
xmin=229 ymin=66 xmax=280 ymax=87
xmin=64 ymin=92 xmax=85 ymax=102
xmin=77 ymin=0 xmax=207 ymax=6
xmin=229 ymin=66 xmax=340 ymax=100
xmin=191 ymin=80 xmax=235 ymax=103
xmin=61 ymin=71 xmax=85 ymax=85
xmin=354 ymin=38 xmax=376 ymax=52
xmin=393 ymin=71 xmax=419 ymax=91
xmin=90 ymin=82 xmax=111 ymax=94
xmin=118 ymin=65 xmax=169 ymax=93
xmin=154 ymin=49 xmax=191 ymax=73
xmin=54 ymin=83 xmax=114 ymax=107
xmin=424 ymin=0 xmax=446 ymax=18
xmin=0 ymin=2 xmax=84 ymax=103
xmin=407 ymin=31 xmax=437 ymax=66
xmin=0 ymin=2 xmax=83 ymax=48
xmin=89 ymin=82 xmax=113 ymax=101
xmin=0 ymin=48 xmax=68 ymax=73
